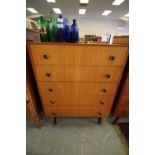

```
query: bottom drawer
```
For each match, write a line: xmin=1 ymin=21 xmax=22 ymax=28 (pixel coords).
xmin=44 ymin=107 xmax=110 ymax=118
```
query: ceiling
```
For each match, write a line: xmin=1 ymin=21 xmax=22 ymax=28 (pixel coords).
xmin=26 ymin=0 xmax=129 ymax=21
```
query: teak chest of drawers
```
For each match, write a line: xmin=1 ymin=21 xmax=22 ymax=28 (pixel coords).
xmin=28 ymin=43 xmax=128 ymax=124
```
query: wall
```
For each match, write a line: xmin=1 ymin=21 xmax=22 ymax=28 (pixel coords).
xmin=69 ymin=18 xmax=129 ymax=38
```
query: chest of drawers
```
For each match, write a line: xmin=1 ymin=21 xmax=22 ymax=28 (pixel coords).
xmin=113 ymin=72 xmax=129 ymax=123
xmin=28 ymin=43 xmax=128 ymax=124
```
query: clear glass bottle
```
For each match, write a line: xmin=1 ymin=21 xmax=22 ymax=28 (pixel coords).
xmin=57 ymin=15 xmax=65 ymax=42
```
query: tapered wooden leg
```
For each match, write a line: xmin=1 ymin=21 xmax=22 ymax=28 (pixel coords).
xmin=113 ymin=117 xmax=119 ymax=124
xmin=53 ymin=117 xmax=57 ymax=125
xmin=34 ymin=118 xmax=42 ymax=129
xmin=97 ymin=117 xmax=102 ymax=124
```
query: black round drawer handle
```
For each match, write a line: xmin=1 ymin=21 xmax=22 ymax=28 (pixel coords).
xmin=43 ymin=53 xmax=48 ymax=59
xmin=100 ymin=100 xmax=104 ymax=105
xmin=52 ymin=112 xmax=56 ymax=116
xmin=50 ymin=100 xmax=55 ymax=104
xmin=48 ymin=88 xmax=53 ymax=92
xmin=109 ymin=55 xmax=115 ymax=61
xmin=105 ymin=73 xmax=111 ymax=78
xmin=46 ymin=73 xmax=51 ymax=77
xmin=98 ymin=112 xmax=102 ymax=116
xmin=102 ymin=88 xmax=107 ymax=93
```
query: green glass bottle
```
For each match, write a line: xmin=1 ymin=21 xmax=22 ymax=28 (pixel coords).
xmin=38 ymin=16 xmax=48 ymax=42
xmin=50 ymin=16 xmax=58 ymax=42
xmin=45 ymin=20 xmax=51 ymax=42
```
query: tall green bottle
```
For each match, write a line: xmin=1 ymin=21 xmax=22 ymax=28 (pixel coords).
xmin=45 ymin=20 xmax=51 ymax=42
xmin=49 ymin=15 xmax=58 ymax=42
xmin=38 ymin=16 xmax=48 ymax=42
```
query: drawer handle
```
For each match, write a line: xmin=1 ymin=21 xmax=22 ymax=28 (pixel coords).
xmin=52 ymin=112 xmax=56 ymax=116
xmin=26 ymin=99 xmax=30 ymax=104
xmin=105 ymin=73 xmax=111 ymax=78
xmin=98 ymin=112 xmax=102 ymax=116
xmin=100 ymin=100 xmax=104 ymax=105
xmin=102 ymin=88 xmax=107 ymax=93
xmin=48 ymin=88 xmax=53 ymax=92
xmin=43 ymin=53 xmax=48 ymax=59
xmin=109 ymin=55 xmax=115 ymax=61
xmin=50 ymin=100 xmax=55 ymax=104
xmin=46 ymin=73 xmax=51 ymax=77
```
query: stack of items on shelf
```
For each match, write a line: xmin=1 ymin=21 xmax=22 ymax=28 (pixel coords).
xmin=26 ymin=18 xmax=38 ymax=31
xmin=85 ymin=35 xmax=102 ymax=43
xmin=38 ymin=14 xmax=79 ymax=43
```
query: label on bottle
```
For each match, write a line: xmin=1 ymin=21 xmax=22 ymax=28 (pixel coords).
xmin=57 ymin=18 xmax=63 ymax=23
xmin=39 ymin=28 xmax=44 ymax=34
xmin=57 ymin=23 xmax=63 ymax=28
xmin=44 ymin=27 xmax=47 ymax=34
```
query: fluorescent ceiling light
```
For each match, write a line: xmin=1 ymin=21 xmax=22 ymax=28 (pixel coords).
xmin=27 ymin=8 xmax=38 ymax=14
xmin=120 ymin=13 xmax=129 ymax=21
xmin=102 ymin=10 xmax=112 ymax=16
xmin=53 ymin=8 xmax=61 ymax=14
xmin=124 ymin=13 xmax=129 ymax=17
xmin=47 ymin=0 xmax=56 ymax=2
xmin=120 ymin=17 xmax=129 ymax=22
xmin=80 ymin=0 xmax=89 ymax=4
xmin=79 ymin=9 xmax=86 ymax=15
xmin=27 ymin=14 xmax=43 ymax=19
xmin=112 ymin=0 xmax=125 ymax=6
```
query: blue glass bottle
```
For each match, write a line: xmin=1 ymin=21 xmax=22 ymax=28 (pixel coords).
xmin=64 ymin=18 xmax=71 ymax=42
xmin=71 ymin=19 xmax=79 ymax=43
xmin=57 ymin=15 xmax=65 ymax=42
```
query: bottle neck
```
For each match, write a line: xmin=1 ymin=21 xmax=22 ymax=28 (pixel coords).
xmin=73 ymin=20 xmax=77 ymax=25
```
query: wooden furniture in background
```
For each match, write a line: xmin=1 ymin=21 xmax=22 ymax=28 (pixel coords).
xmin=28 ymin=43 xmax=128 ymax=125
xmin=112 ymin=35 xmax=129 ymax=124
xmin=85 ymin=35 xmax=102 ymax=43
xmin=26 ymin=29 xmax=42 ymax=128
xmin=112 ymin=35 xmax=129 ymax=44
xmin=26 ymin=54 xmax=42 ymax=128
xmin=113 ymin=70 xmax=129 ymax=123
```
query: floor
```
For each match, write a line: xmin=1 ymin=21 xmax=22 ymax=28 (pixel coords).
xmin=26 ymin=117 xmax=128 ymax=155
xmin=118 ymin=123 xmax=129 ymax=145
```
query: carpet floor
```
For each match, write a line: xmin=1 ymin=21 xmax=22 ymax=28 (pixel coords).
xmin=27 ymin=118 xmax=128 ymax=155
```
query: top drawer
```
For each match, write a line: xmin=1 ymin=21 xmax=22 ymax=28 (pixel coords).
xmin=29 ymin=44 xmax=128 ymax=66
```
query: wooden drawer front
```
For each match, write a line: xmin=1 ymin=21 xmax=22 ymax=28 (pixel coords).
xmin=30 ymin=45 xmax=128 ymax=66
xmin=44 ymin=107 xmax=110 ymax=117
xmin=41 ymin=94 xmax=114 ymax=107
xmin=31 ymin=45 xmax=74 ymax=65
xmin=36 ymin=66 xmax=122 ymax=82
xmin=74 ymin=46 xmax=127 ymax=66
xmin=39 ymin=82 xmax=117 ymax=96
